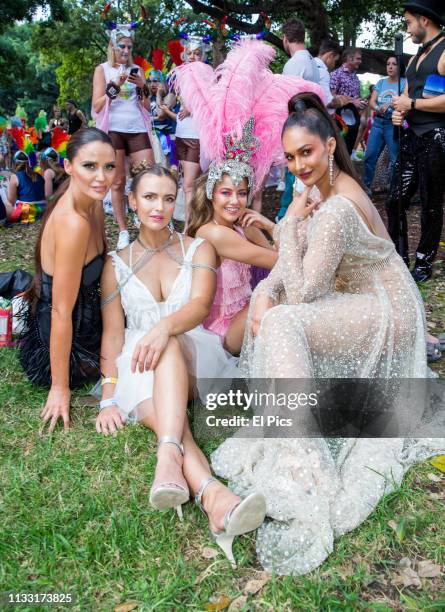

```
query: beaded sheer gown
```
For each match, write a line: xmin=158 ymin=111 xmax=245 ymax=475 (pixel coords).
xmin=211 ymin=194 xmax=445 ymax=575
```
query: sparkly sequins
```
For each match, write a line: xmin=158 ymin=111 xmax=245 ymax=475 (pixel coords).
xmin=211 ymin=194 xmax=444 ymax=576
xmin=206 ymin=117 xmax=259 ymax=202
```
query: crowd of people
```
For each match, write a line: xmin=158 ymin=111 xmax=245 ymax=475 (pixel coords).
xmin=1 ymin=0 xmax=445 ymax=577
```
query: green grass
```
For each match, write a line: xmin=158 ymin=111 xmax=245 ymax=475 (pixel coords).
xmin=1 ymin=347 xmax=444 ymax=611
xmin=1 ymin=219 xmax=444 ymax=611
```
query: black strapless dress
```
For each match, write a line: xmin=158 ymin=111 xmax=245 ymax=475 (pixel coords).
xmin=20 ymin=255 xmax=103 ymax=388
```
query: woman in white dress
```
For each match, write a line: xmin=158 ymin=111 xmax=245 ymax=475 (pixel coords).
xmin=212 ymin=93 xmax=445 ymax=575
xmin=97 ymin=164 xmax=265 ymax=565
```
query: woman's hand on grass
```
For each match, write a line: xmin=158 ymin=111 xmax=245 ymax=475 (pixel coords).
xmin=41 ymin=386 xmax=71 ymax=432
xmin=96 ymin=406 xmax=125 ymax=435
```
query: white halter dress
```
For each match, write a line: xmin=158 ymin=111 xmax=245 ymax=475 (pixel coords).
xmin=109 ymin=235 xmax=238 ymax=423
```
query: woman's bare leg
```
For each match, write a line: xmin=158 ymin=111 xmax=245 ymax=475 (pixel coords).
xmin=223 ymin=306 xmax=249 ymax=355
xmin=181 ymin=160 xmax=201 ymax=227
xmin=139 ymin=345 xmax=241 ymax=530
xmin=111 ymin=149 xmax=127 ymax=232
xmin=149 ymin=336 xmax=188 ymax=492
xmin=129 ymin=148 xmax=155 ymax=167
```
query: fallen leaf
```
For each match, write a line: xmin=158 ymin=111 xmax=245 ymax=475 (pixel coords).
xmin=204 ymin=595 xmax=232 ymax=611
xmin=114 ymin=603 xmax=138 ymax=612
xmin=228 ymin=595 xmax=248 ymax=611
xmin=428 ymin=491 xmax=444 ymax=500
xmin=244 ymin=574 xmax=271 ymax=595
xmin=429 ymin=455 xmax=445 ymax=473
xmin=417 ymin=560 xmax=442 ymax=578
xmin=201 ymin=547 xmax=219 ymax=560
xmin=388 ymin=518 xmax=407 ymax=541
xmin=388 ymin=520 xmax=397 ymax=530
xmin=427 ymin=472 xmax=442 ymax=483
xmin=392 ymin=567 xmax=421 ymax=589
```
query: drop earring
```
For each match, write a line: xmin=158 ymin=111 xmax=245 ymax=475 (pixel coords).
xmin=132 ymin=209 xmax=140 ymax=228
xmin=329 ymin=154 xmax=334 ymax=187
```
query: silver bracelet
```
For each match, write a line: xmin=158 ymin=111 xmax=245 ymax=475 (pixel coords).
xmin=99 ymin=398 xmax=118 ymax=412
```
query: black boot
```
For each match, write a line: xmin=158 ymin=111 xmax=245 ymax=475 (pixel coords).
xmin=411 ymin=254 xmax=433 ymax=282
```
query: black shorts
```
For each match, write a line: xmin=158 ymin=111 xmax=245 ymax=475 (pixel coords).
xmin=108 ymin=131 xmax=151 ymax=155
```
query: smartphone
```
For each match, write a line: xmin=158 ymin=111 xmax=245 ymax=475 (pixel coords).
xmin=129 ymin=67 xmax=139 ymax=76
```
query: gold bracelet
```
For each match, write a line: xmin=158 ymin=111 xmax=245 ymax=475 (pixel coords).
xmin=101 ymin=377 xmax=118 ymax=386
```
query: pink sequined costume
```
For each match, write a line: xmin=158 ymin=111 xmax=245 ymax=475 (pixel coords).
xmin=203 ymin=226 xmax=251 ymax=340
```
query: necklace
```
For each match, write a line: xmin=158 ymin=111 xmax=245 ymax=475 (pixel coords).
xmin=417 ymin=31 xmax=444 ymax=57
xmin=137 ymin=230 xmax=174 ymax=252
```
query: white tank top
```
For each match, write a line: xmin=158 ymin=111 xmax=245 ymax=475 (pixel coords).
xmin=175 ymin=106 xmax=199 ymax=139
xmin=102 ymin=62 xmax=147 ymax=133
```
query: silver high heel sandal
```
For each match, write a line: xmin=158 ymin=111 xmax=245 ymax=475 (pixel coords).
xmin=149 ymin=436 xmax=190 ymax=520
xmin=195 ymin=476 xmax=266 ymax=566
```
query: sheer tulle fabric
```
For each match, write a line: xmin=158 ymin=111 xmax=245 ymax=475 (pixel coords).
xmin=211 ymin=195 xmax=445 ymax=575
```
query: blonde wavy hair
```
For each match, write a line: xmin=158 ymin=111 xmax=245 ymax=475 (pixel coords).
xmin=107 ymin=38 xmax=133 ymax=67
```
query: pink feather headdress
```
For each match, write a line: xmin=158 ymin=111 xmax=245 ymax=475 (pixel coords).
xmin=174 ymin=39 xmax=326 ymax=195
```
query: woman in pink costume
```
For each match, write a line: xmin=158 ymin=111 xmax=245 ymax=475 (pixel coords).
xmin=187 ymin=123 xmax=278 ymax=355
xmin=178 ymin=39 xmax=326 ymax=354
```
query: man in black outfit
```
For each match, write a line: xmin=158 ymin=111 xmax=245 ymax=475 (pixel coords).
xmin=387 ymin=0 xmax=445 ymax=281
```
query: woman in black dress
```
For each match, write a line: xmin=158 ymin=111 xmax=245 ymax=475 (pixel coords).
xmin=20 ymin=128 xmax=116 ymax=432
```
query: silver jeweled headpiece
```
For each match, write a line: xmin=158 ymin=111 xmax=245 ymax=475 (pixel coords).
xmin=206 ymin=117 xmax=259 ymax=203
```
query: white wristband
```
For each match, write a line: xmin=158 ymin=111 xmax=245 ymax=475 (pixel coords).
xmin=99 ymin=398 xmax=118 ymax=412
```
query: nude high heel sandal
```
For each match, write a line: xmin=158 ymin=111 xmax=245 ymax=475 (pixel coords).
xmin=149 ymin=436 xmax=190 ymax=520
xmin=195 ymin=476 xmax=266 ymax=566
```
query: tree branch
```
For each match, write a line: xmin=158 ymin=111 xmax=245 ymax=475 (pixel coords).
xmin=184 ymin=0 xmax=329 ymax=50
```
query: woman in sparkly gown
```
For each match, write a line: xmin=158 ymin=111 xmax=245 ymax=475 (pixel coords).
xmin=211 ymin=93 xmax=445 ymax=575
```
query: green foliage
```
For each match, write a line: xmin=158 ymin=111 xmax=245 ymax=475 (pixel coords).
xmin=0 ymin=0 xmax=66 ymax=33
xmin=0 ymin=24 xmax=59 ymax=120
xmin=326 ymin=0 xmax=403 ymax=47
xmin=30 ymin=0 xmax=189 ymax=113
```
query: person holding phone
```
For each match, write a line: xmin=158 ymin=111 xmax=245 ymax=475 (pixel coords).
xmin=92 ymin=24 xmax=154 ymax=250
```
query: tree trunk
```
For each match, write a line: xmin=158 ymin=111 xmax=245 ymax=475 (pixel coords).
xmin=212 ymin=33 xmax=226 ymax=68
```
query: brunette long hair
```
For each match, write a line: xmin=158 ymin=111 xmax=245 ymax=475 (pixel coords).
xmin=187 ymin=173 xmax=215 ymax=238
xmin=24 ymin=127 xmax=114 ymax=309
xmin=282 ymin=92 xmax=363 ymax=186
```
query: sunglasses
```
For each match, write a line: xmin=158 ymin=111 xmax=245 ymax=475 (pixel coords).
xmin=148 ymin=79 xmax=159 ymax=83
xmin=117 ymin=43 xmax=133 ymax=50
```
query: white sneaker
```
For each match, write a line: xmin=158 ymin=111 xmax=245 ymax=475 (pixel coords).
xmin=276 ymin=180 xmax=286 ymax=192
xmin=117 ymin=229 xmax=130 ymax=250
